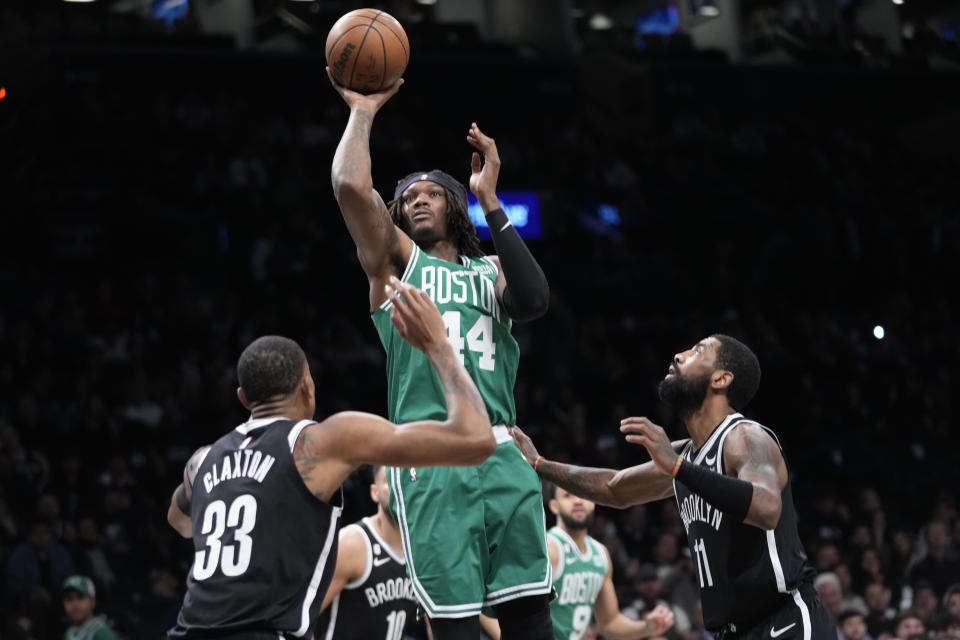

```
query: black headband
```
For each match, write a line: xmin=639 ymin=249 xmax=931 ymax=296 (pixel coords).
xmin=393 ymin=170 xmax=469 ymax=209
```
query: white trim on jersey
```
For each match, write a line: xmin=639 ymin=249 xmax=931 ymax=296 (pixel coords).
xmin=550 ymin=527 xmax=595 ymax=563
xmin=481 ymin=255 xmax=500 ymax=277
xmin=236 ymin=416 xmax=293 ymax=435
xmin=293 ymin=501 xmax=343 ymax=637
xmin=378 ymin=245 xmax=421 ymax=312
xmin=322 ymin=594 xmax=341 ymax=640
xmin=344 ymin=523 xmax=374 ymax=590
xmin=791 ymin=589 xmax=812 ymax=640
xmin=767 ymin=530 xmax=788 ymax=593
xmin=286 ymin=420 xmax=316 ymax=453
xmin=691 ymin=413 xmax=743 ymax=466
xmin=362 ymin=516 xmax=405 ymax=565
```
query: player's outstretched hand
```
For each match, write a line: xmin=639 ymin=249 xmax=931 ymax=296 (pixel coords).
xmin=644 ymin=604 xmax=675 ymax=636
xmin=620 ymin=417 xmax=676 ymax=476
xmin=326 ymin=66 xmax=403 ymax=115
xmin=510 ymin=426 xmax=540 ymax=465
xmin=467 ymin=123 xmax=501 ymax=209
xmin=385 ymin=276 xmax=446 ymax=355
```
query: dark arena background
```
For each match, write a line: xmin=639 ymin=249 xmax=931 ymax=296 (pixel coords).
xmin=1 ymin=0 xmax=959 ymax=638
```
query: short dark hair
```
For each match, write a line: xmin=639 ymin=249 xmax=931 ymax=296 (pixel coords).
xmin=236 ymin=336 xmax=307 ymax=404
xmin=710 ymin=334 xmax=761 ymax=410
xmin=838 ymin=610 xmax=865 ymax=625
xmin=542 ymin=481 xmax=557 ymax=501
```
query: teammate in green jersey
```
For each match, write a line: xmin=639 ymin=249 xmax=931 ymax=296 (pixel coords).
xmin=481 ymin=485 xmax=675 ymax=640
xmin=328 ymin=72 xmax=553 ymax=640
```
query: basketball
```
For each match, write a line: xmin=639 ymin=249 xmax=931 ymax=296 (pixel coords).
xmin=325 ymin=9 xmax=410 ymax=94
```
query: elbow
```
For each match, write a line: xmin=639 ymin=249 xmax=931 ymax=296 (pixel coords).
xmin=331 ymin=175 xmax=371 ymax=202
xmin=755 ymin=503 xmax=782 ymax=531
xmin=471 ymin=431 xmax=498 ymax=464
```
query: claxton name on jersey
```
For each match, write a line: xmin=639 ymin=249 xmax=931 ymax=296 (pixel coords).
xmin=678 ymin=493 xmax=724 ymax=534
xmin=420 ymin=264 xmax=500 ymax=322
xmin=201 ymin=450 xmax=276 ymax=493
xmin=364 ymin=576 xmax=417 ymax=608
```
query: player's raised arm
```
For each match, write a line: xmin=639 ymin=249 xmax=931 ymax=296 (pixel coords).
xmin=328 ymin=70 xmax=412 ymax=290
xmin=466 ymin=123 xmax=550 ymax=322
xmin=511 ymin=426 xmax=683 ymax=508
xmin=621 ymin=417 xmax=787 ymax=530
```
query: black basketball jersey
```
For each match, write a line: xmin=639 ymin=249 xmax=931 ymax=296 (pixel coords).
xmin=170 ymin=417 xmax=343 ymax=638
xmin=673 ymin=413 xmax=815 ymax=632
xmin=316 ymin=517 xmax=424 ymax=640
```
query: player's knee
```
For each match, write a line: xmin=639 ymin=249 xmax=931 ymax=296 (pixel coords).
xmin=494 ymin=595 xmax=553 ymax=640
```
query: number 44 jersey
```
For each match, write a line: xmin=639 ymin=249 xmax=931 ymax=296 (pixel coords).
xmin=372 ymin=246 xmax=519 ymax=427
xmin=170 ymin=418 xmax=343 ymax=639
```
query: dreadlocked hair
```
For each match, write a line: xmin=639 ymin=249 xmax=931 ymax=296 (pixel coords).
xmin=387 ymin=188 xmax=484 ymax=259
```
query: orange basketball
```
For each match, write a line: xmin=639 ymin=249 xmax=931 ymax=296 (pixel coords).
xmin=325 ymin=9 xmax=410 ymax=94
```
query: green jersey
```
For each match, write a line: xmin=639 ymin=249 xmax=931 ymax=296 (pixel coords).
xmin=64 ymin=616 xmax=116 ymax=640
xmin=548 ymin=527 xmax=609 ymax=640
xmin=372 ymin=244 xmax=518 ymax=426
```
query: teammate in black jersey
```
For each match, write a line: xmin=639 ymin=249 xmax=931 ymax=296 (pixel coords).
xmin=512 ymin=335 xmax=835 ymax=640
xmin=316 ymin=464 xmax=426 ymax=640
xmin=165 ymin=278 xmax=495 ymax=639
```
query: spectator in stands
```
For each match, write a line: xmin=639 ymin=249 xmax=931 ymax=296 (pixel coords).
xmin=890 ymin=610 xmax=925 ymax=640
xmin=839 ymin=609 xmax=873 ymax=640
xmin=62 ymin=575 xmax=116 ymax=640
xmin=863 ymin=581 xmax=897 ymax=638
xmin=911 ymin=521 xmax=960 ymax=597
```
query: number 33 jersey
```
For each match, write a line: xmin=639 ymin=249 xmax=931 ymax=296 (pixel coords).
xmin=372 ymin=245 xmax=519 ymax=427
xmin=673 ymin=413 xmax=815 ymax=632
xmin=170 ymin=418 xmax=343 ymax=638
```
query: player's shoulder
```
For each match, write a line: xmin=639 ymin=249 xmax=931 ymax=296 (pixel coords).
xmin=339 ymin=521 xmax=369 ymax=548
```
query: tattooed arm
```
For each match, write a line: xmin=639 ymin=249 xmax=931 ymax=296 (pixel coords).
xmin=511 ymin=427 xmax=686 ymax=508
xmin=720 ymin=422 xmax=787 ymax=530
xmin=328 ymin=70 xmax=413 ymax=310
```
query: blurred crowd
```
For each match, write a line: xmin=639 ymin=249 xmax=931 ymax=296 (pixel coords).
xmin=1 ymin=40 xmax=958 ymax=640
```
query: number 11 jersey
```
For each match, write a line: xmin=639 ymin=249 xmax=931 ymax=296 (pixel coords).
xmin=372 ymin=245 xmax=519 ymax=426
xmin=673 ymin=413 xmax=815 ymax=632
xmin=170 ymin=418 xmax=343 ymax=638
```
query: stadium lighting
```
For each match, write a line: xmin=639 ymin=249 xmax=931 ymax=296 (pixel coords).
xmin=699 ymin=5 xmax=721 ymax=16
xmin=589 ymin=13 xmax=614 ymax=30
xmin=892 ymin=0 xmax=903 ymax=4
xmin=415 ymin=0 xmax=438 ymax=5
xmin=63 ymin=0 xmax=96 ymax=3
xmin=873 ymin=325 xmax=885 ymax=340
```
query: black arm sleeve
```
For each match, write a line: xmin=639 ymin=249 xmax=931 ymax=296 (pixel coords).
xmin=484 ymin=208 xmax=549 ymax=322
xmin=674 ymin=461 xmax=754 ymax=522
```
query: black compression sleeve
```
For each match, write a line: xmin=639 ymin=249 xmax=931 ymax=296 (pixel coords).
xmin=674 ymin=461 xmax=754 ymax=522
xmin=175 ymin=484 xmax=191 ymax=514
xmin=484 ymin=208 xmax=549 ymax=322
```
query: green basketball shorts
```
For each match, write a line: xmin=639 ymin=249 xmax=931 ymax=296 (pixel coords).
xmin=388 ymin=426 xmax=553 ymax=618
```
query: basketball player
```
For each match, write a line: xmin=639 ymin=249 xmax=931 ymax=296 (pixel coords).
xmin=327 ymin=73 xmax=553 ymax=640
xmin=512 ymin=335 xmax=836 ymax=640
xmin=315 ymin=464 xmax=426 ymax=640
xmin=480 ymin=483 xmax=676 ymax=640
xmin=165 ymin=278 xmax=496 ymax=639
